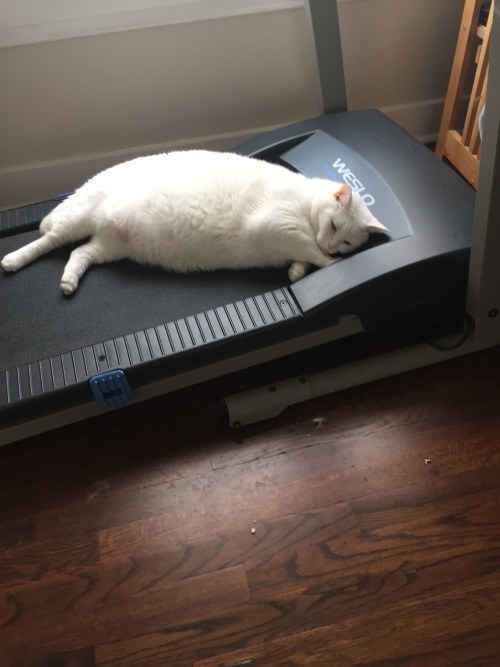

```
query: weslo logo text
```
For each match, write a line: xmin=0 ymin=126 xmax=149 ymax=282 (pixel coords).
xmin=331 ymin=158 xmax=375 ymax=207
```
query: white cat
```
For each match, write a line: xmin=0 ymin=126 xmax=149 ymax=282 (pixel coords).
xmin=1 ymin=150 xmax=387 ymax=294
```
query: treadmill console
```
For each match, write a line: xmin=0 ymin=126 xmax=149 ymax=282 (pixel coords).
xmin=237 ymin=111 xmax=474 ymax=317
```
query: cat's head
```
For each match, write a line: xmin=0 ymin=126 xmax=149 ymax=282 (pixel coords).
xmin=311 ymin=181 xmax=388 ymax=256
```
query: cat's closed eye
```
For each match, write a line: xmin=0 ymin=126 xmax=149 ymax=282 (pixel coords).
xmin=343 ymin=240 xmax=351 ymax=246
xmin=330 ymin=221 xmax=337 ymax=232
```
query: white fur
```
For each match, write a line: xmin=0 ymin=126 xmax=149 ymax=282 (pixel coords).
xmin=1 ymin=150 xmax=387 ymax=295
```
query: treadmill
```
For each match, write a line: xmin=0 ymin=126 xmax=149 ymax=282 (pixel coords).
xmin=1 ymin=1 xmax=499 ymax=446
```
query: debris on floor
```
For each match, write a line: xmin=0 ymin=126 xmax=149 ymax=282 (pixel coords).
xmin=424 ymin=457 xmax=432 ymax=465
xmin=225 ymin=658 xmax=255 ymax=667
xmin=312 ymin=416 xmax=327 ymax=429
xmin=250 ymin=527 xmax=256 ymax=535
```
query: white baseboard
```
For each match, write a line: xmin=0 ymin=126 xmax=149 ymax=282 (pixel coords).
xmin=1 ymin=99 xmax=443 ymax=210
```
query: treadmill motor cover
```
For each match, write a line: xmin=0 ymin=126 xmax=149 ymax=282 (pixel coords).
xmin=0 ymin=110 xmax=474 ymax=422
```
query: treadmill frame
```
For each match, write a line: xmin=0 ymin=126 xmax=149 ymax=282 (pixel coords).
xmin=1 ymin=2 xmax=499 ymax=443
xmin=224 ymin=0 xmax=500 ymax=426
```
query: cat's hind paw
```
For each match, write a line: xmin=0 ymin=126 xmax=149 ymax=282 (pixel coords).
xmin=1 ymin=252 xmax=22 ymax=272
xmin=288 ymin=261 xmax=308 ymax=282
xmin=60 ymin=277 xmax=78 ymax=296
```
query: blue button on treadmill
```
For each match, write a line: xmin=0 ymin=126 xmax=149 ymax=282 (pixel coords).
xmin=89 ymin=370 xmax=133 ymax=408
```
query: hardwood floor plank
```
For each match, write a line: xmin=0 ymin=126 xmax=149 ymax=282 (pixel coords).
xmin=98 ymin=454 xmax=500 ymax=563
xmin=99 ymin=502 xmax=353 ymax=567
xmin=0 ymin=533 xmax=99 ymax=590
xmin=361 ymin=622 xmax=500 ymax=666
xmin=34 ymin=407 xmax=499 ymax=545
xmin=94 ymin=481 xmax=500 ymax=664
xmin=247 ymin=485 xmax=500 ymax=599
xmin=1 ymin=564 xmax=248 ymax=653
xmin=6 ymin=646 xmax=96 ymax=667
xmin=0 ymin=514 xmax=34 ymax=551
xmin=193 ymin=579 xmax=500 ymax=666
xmin=2 ymin=346 xmax=500 ymax=666
xmin=96 ymin=573 xmax=500 ymax=667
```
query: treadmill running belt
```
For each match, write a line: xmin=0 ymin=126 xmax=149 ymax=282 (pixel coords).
xmin=0 ymin=230 xmax=292 ymax=371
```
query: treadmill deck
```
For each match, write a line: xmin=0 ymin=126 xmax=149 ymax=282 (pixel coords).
xmin=0 ymin=110 xmax=474 ymax=423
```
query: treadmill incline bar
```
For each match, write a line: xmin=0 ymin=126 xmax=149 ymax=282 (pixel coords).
xmin=0 ymin=288 xmax=301 ymax=410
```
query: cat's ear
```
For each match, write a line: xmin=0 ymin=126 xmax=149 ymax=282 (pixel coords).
xmin=365 ymin=216 xmax=389 ymax=235
xmin=334 ymin=184 xmax=352 ymax=208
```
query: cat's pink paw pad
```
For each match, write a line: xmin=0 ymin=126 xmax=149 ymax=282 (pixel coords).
xmin=1 ymin=253 xmax=21 ymax=272
xmin=60 ymin=278 xmax=77 ymax=296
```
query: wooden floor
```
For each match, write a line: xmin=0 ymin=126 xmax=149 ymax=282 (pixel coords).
xmin=2 ymin=346 xmax=500 ymax=666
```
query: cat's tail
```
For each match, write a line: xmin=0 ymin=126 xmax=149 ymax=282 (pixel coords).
xmin=2 ymin=191 xmax=99 ymax=274
xmin=39 ymin=216 xmax=54 ymax=234
xmin=40 ymin=189 xmax=99 ymax=236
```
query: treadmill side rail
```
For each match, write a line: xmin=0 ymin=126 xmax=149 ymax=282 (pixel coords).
xmin=0 ymin=287 xmax=302 ymax=419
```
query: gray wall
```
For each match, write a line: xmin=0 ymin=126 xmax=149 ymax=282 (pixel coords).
xmin=340 ymin=0 xmax=463 ymax=138
xmin=2 ymin=1 xmax=462 ymax=207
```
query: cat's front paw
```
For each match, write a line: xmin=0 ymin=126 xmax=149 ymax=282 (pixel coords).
xmin=1 ymin=252 xmax=21 ymax=272
xmin=60 ymin=277 xmax=78 ymax=296
xmin=288 ymin=261 xmax=307 ymax=282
